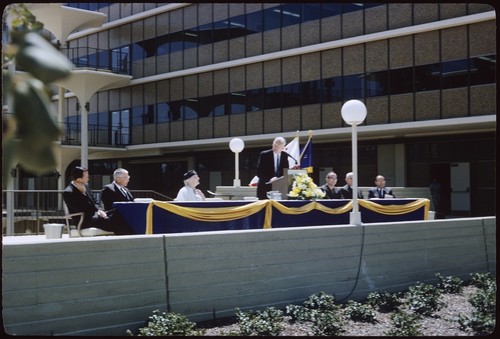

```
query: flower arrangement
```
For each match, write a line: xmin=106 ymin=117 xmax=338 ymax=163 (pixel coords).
xmin=287 ymin=173 xmax=326 ymax=200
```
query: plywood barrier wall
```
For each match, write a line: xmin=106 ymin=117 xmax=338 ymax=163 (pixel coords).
xmin=2 ymin=217 xmax=495 ymax=335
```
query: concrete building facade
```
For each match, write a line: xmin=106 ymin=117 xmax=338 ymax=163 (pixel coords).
xmin=6 ymin=3 xmax=496 ymax=217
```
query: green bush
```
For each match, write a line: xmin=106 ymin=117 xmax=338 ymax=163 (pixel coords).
xmin=469 ymin=280 xmax=496 ymax=316
xmin=405 ymin=282 xmax=444 ymax=316
xmin=235 ymin=307 xmax=284 ymax=336
xmin=126 ymin=310 xmax=204 ymax=336
xmin=285 ymin=304 xmax=317 ymax=322
xmin=385 ymin=310 xmax=422 ymax=336
xmin=435 ymin=273 xmax=463 ymax=294
xmin=459 ymin=275 xmax=496 ymax=335
xmin=311 ymin=310 xmax=346 ymax=336
xmin=302 ymin=291 xmax=337 ymax=311
xmin=126 ymin=272 xmax=496 ymax=336
xmin=343 ymin=300 xmax=377 ymax=323
xmin=366 ymin=291 xmax=403 ymax=313
xmin=286 ymin=291 xmax=339 ymax=323
xmin=469 ymin=272 xmax=495 ymax=289
xmin=458 ymin=311 xmax=495 ymax=336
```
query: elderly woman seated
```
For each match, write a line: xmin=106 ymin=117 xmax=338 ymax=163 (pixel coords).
xmin=175 ymin=170 xmax=206 ymax=201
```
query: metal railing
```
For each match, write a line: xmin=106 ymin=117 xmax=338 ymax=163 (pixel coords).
xmin=61 ymin=121 xmax=130 ymax=147
xmin=2 ymin=189 xmax=171 ymax=235
xmin=61 ymin=47 xmax=131 ymax=75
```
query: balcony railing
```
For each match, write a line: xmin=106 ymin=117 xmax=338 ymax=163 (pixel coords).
xmin=61 ymin=121 xmax=130 ymax=147
xmin=61 ymin=47 xmax=131 ymax=75
xmin=2 ymin=111 xmax=129 ymax=149
xmin=2 ymin=189 xmax=171 ymax=235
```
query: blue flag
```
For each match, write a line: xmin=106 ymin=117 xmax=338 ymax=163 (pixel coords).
xmin=300 ymin=139 xmax=312 ymax=169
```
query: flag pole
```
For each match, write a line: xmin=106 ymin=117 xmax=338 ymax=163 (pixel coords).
xmin=299 ymin=130 xmax=313 ymax=162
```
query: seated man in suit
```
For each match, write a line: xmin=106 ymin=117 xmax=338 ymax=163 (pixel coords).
xmin=101 ymin=168 xmax=134 ymax=211
xmin=320 ymin=171 xmax=342 ymax=199
xmin=368 ymin=175 xmax=396 ymax=199
xmin=63 ymin=166 xmax=133 ymax=235
xmin=339 ymin=171 xmax=364 ymax=199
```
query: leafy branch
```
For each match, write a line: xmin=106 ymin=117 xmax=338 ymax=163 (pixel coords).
xmin=2 ymin=4 xmax=74 ymax=187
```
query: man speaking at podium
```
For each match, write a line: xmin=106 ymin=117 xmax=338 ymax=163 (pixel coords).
xmin=256 ymin=136 xmax=291 ymax=199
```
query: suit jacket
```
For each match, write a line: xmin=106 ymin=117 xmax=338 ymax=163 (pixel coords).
xmin=256 ymin=149 xmax=290 ymax=199
xmin=367 ymin=187 xmax=395 ymax=199
xmin=320 ymin=184 xmax=342 ymax=199
xmin=339 ymin=184 xmax=363 ymax=199
xmin=63 ymin=183 xmax=100 ymax=228
xmin=101 ymin=182 xmax=134 ymax=211
xmin=63 ymin=183 xmax=133 ymax=235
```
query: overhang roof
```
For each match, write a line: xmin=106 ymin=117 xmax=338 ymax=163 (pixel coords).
xmin=27 ymin=4 xmax=106 ymax=46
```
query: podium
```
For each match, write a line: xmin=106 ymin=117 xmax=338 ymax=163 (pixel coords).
xmin=271 ymin=168 xmax=307 ymax=199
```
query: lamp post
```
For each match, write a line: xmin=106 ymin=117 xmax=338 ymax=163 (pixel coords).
xmin=229 ymin=138 xmax=245 ymax=187
xmin=341 ymin=100 xmax=367 ymax=226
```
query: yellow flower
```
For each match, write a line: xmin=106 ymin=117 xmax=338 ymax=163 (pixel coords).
xmin=287 ymin=173 xmax=325 ymax=200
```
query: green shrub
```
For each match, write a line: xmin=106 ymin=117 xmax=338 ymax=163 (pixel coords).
xmin=286 ymin=291 xmax=339 ymax=323
xmin=459 ymin=276 xmax=496 ymax=335
xmin=469 ymin=280 xmax=496 ymax=316
xmin=302 ymin=291 xmax=337 ymax=311
xmin=235 ymin=307 xmax=284 ymax=336
xmin=405 ymin=282 xmax=443 ymax=316
xmin=366 ymin=291 xmax=403 ymax=313
xmin=285 ymin=304 xmax=317 ymax=322
xmin=386 ymin=310 xmax=422 ymax=336
xmin=311 ymin=310 xmax=346 ymax=336
xmin=458 ymin=311 xmax=495 ymax=336
xmin=343 ymin=300 xmax=377 ymax=323
xmin=126 ymin=272 xmax=495 ymax=336
xmin=469 ymin=272 xmax=495 ymax=290
xmin=435 ymin=273 xmax=463 ymax=294
xmin=126 ymin=310 xmax=204 ymax=336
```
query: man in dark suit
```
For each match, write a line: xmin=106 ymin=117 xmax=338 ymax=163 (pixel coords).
xmin=63 ymin=166 xmax=133 ymax=235
xmin=367 ymin=175 xmax=396 ymax=199
xmin=101 ymin=168 xmax=134 ymax=211
xmin=320 ymin=171 xmax=342 ymax=199
xmin=256 ymin=136 xmax=291 ymax=199
xmin=339 ymin=171 xmax=364 ymax=199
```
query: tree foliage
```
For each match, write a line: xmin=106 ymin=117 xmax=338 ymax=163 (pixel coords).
xmin=3 ymin=4 xmax=73 ymax=187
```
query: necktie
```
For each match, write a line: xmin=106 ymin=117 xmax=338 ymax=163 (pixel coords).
xmin=378 ymin=189 xmax=383 ymax=198
xmin=121 ymin=187 xmax=129 ymax=199
xmin=275 ymin=154 xmax=280 ymax=177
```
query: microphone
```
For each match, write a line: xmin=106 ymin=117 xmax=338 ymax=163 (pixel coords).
xmin=287 ymin=153 xmax=299 ymax=165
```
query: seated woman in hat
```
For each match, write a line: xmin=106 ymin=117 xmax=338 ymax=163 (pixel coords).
xmin=175 ymin=170 xmax=206 ymax=201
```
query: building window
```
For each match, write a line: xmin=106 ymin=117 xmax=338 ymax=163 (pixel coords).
xmin=111 ymin=109 xmax=130 ymax=145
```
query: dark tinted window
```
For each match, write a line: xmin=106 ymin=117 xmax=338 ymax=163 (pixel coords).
xmin=246 ymin=10 xmax=263 ymax=33
xmin=157 ymin=103 xmax=170 ymax=123
xmin=365 ymin=71 xmax=389 ymax=97
xmin=343 ymin=74 xmax=364 ymax=100
xmin=441 ymin=59 xmax=469 ymax=89
xmin=263 ymin=6 xmax=281 ymax=31
xmin=389 ymin=68 xmax=413 ymax=94
xmin=415 ymin=64 xmax=440 ymax=91
xmin=470 ymin=55 xmax=496 ymax=86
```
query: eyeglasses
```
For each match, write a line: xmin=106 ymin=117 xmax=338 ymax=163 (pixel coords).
xmin=326 ymin=176 xmax=337 ymax=179
xmin=346 ymin=177 xmax=353 ymax=180
xmin=118 ymin=176 xmax=130 ymax=179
